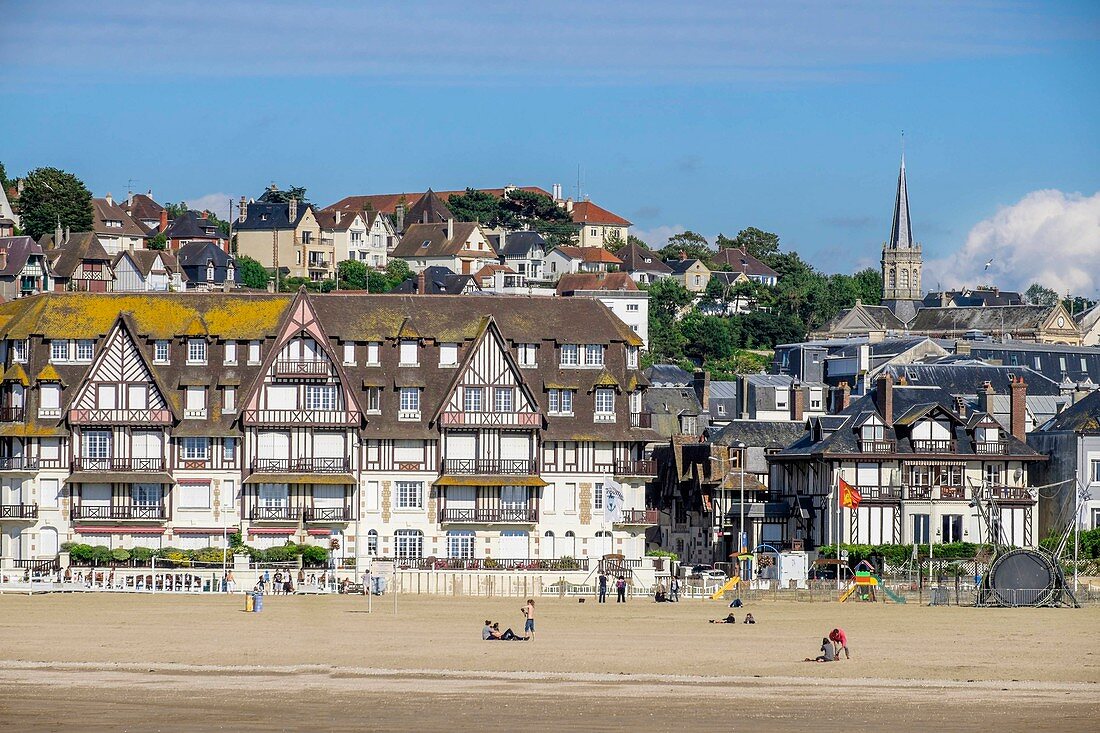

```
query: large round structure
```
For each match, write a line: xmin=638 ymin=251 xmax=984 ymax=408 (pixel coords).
xmin=980 ymin=548 xmax=1063 ymax=607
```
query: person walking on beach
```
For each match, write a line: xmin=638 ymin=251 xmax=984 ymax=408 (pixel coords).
xmin=226 ymin=571 xmax=236 ymax=593
xmin=522 ymin=599 xmax=535 ymax=640
xmin=829 ymin=628 xmax=850 ymax=659
xmin=615 ymin=576 xmax=627 ymax=603
xmin=598 ymin=572 xmax=608 ymax=603
xmin=273 ymin=570 xmax=284 ymax=595
xmin=263 ymin=569 xmax=271 ymax=593
xmin=670 ymin=576 xmax=680 ymax=602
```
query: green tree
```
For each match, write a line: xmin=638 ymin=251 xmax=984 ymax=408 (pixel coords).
xmin=385 ymin=258 xmax=411 ymax=283
xmin=446 ymin=188 xmax=501 ymax=224
xmin=262 ymin=186 xmax=309 ymax=204
xmin=18 ymin=167 xmax=94 ymax=240
xmin=646 ymin=277 xmax=694 ymax=320
xmin=0 ymin=161 xmax=10 ymax=192
xmin=237 ymin=255 xmax=270 ymax=289
xmin=680 ymin=312 xmax=740 ymax=362
xmin=852 ymin=267 xmax=884 ymax=305
xmin=603 ymin=229 xmax=626 ymax=253
xmin=728 ymin=227 xmax=780 ymax=259
xmin=337 ymin=259 xmax=369 ymax=290
xmin=163 ymin=201 xmax=189 ymax=220
xmin=659 ymin=230 xmax=712 ymax=262
xmin=1025 ymin=282 xmax=1060 ymax=306
xmin=627 ymin=234 xmax=650 ymax=250
xmin=149 ymin=233 xmax=168 ymax=251
xmin=739 ymin=310 xmax=807 ymax=348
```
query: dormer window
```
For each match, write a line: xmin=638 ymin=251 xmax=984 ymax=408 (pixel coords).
xmin=861 ymin=424 xmax=884 ymax=441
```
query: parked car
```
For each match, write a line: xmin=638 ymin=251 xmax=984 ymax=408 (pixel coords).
xmin=688 ymin=564 xmax=727 ymax=580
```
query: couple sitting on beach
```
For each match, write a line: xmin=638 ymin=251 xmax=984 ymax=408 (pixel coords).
xmin=709 ymin=613 xmax=755 ymax=624
xmin=482 ymin=620 xmax=528 ymax=641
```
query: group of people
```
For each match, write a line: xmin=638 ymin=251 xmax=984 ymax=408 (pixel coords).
xmin=653 ymin=577 xmax=681 ymax=603
xmin=709 ymin=612 xmax=755 ymax=624
xmin=597 ymin=573 xmax=630 ymax=603
xmin=482 ymin=599 xmax=536 ymax=642
xmin=255 ymin=570 xmax=295 ymax=595
xmin=805 ymin=628 xmax=850 ymax=662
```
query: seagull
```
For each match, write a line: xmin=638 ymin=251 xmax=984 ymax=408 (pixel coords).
xmin=984 ymin=257 xmax=994 ymax=271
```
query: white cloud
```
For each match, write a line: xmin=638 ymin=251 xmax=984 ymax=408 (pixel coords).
xmin=631 ymin=225 xmax=686 ymax=249
xmin=925 ymin=190 xmax=1100 ymax=296
xmin=182 ymin=193 xmax=234 ymax=221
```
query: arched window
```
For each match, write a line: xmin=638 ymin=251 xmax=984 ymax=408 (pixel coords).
xmin=888 ymin=269 xmax=896 ymax=288
xmin=900 ymin=269 xmax=909 ymax=289
xmin=394 ymin=529 xmax=423 ymax=559
xmin=447 ymin=530 xmax=475 ymax=559
xmin=366 ymin=529 xmax=378 ymax=556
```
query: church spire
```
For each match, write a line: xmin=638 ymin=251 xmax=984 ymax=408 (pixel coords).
xmin=888 ymin=155 xmax=913 ymax=249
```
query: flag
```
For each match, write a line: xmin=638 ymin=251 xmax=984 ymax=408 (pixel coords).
xmin=603 ymin=477 xmax=624 ymax=523
xmin=840 ymin=478 xmax=862 ymax=509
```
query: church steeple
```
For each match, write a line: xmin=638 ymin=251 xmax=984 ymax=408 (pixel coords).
xmin=888 ymin=156 xmax=914 ymax=250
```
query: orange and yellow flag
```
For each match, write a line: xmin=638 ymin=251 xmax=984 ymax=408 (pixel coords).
xmin=840 ymin=478 xmax=862 ymax=509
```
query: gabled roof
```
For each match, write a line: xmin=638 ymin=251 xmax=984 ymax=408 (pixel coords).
xmin=551 ymin=246 xmax=622 ymax=265
xmin=391 ymin=266 xmax=477 ymax=295
xmin=881 ymin=362 xmax=1060 ymax=396
xmin=93 ymin=197 xmax=148 ymax=238
xmin=236 ymin=201 xmax=312 ymax=231
xmin=113 ymin=249 xmax=182 ymax=278
xmin=39 ymin=232 xmax=112 ymax=279
xmin=555 ymin=272 xmax=638 ymax=295
xmin=121 ymin=193 xmax=164 ymax=225
xmin=160 ymin=211 xmax=223 ymax=240
xmin=571 ymin=200 xmax=631 ymax=226
xmin=324 ymin=187 xmax=554 ymax=217
xmin=644 ymin=386 xmax=703 ymax=416
xmin=1038 ymin=389 xmax=1100 ymax=433
xmin=709 ymin=247 xmax=779 ymax=278
xmin=907 ymin=305 xmax=1070 ymax=335
xmin=645 ymin=364 xmax=693 ymax=386
xmin=615 ymin=242 xmax=672 ymax=274
xmin=391 ymin=222 xmax=487 ymax=259
xmin=404 ymin=190 xmax=454 ymax=226
xmin=711 ymin=420 xmax=805 ymax=450
xmin=815 ymin=302 xmax=907 ymax=334
xmin=315 ymin=209 xmax=364 ymax=232
xmin=667 ymin=258 xmax=708 ymax=275
xmin=499 ymin=231 xmax=547 ymax=257
xmin=0 ymin=236 xmax=46 ymax=277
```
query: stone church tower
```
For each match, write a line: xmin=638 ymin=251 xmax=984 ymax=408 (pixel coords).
xmin=880 ymin=156 xmax=923 ymax=323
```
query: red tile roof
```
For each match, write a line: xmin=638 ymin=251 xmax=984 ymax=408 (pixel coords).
xmin=554 ymin=246 xmax=624 ymax=265
xmin=571 ymin=201 xmax=631 ymax=226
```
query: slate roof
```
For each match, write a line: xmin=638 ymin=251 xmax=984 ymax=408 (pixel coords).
xmin=391 ymin=266 xmax=476 ymax=295
xmin=39 ymin=232 xmax=112 ymax=279
xmin=391 ymin=222 xmax=488 ymax=259
xmin=921 ymin=288 xmax=1024 ymax=307
xmin=92 ymin=198 xmax=148 ymax=238
xmin=236 ymin=201 xmax=311 ymax=231
xmin=0 ymin=236 xmax=46 ymax=277
xmin=880 ymin=362 xmax=1060 ymax=396
xmin=711 ymin=420 xmax=806 ymax=450
xmin=815 ymin=302 xmax=907 ymax=334
xmin=177 ymin=242 xmax=234 ymax=283
xmin=160 ymin=211 xmax=222 ymax=240
xmin=907 ymin=305 xmax=1057 ymax=334
xmin=709 ymin=247 xmax=779 ymax=278
xmin=555 ymin=272 xmax=638 ymax=295
xmin=888 ymin=157 xmax=915 ymax=250
xmin=499 ymin=231 xmax=547 ymax=257
xmin=644 ymin=386 xmax=703 ymax=416
xmin=614 ymin=242 xmax=672 ymax=274
xmin=121 ymin=193 xmax=164 ymax=225
xmin=1038 ymin=389 xmax=1100 ymax=433
xmin=571 ymin=201 xmax=631 ymax=226
xmin=666 ymin=258 xmax=706 ymax=275
xmin=403 ymin=190 xmax=454 ymax=226
xmin=645 ymin=364 xmax=693 ymax=386
xmin=113 ymin=249 xmax=183 ymax=278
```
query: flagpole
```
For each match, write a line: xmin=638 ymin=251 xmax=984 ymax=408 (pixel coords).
xmin=834 ymin=468 xmax=841 ymax=592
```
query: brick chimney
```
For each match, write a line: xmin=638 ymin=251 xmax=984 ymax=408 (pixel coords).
xmin=159 ymin=208 xmax=168 ymax=232
xmin=446 ymin=218 xmax=455 ymax=242
xmin=693 ymin=369 xmax=711 ymax=412
xmin=288 ymin=198 xmax=298 ymax=223
xmin=876 ymin=373 xmax=894 ymax=424
xmin=105 ymin=192 xmax=113 ymax=206
xmin=837 ymin=381 xmax=851 ymax=411
xmin=953 ymin=395 xmax=967 ymax=419
xmin=1010 ymin=375 xmax=1028 ymax=440
xmin=790 ymin=381 xmax=805 ymax=421
xmin=239 ymin=196 xmax=248 ymax=223
xmin=978 ymin=380 xmax=994 ymax=415
xmin=334 ymin=210 xmax=341 ymax=225
xmin=395 ymin=203 xmax=406 ymax=233
xmin=417 ymin=269 xmax=427 ymax=294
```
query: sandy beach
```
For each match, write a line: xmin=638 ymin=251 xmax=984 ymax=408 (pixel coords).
xmin=0 ymin=593 xmax=1096 ymax=731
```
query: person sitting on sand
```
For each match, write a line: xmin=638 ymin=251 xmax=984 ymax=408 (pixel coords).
xmin=709 ymin=613 xmax=737 ymax=624
xmin=483 ymin=620 xmax=498 ymax=640
xmin=654 ymin=584 xmax=667 ymax=603
xmin=492 ymin=622 xmax=527 ymax=641
xmin=743 ymin=613 xmax=756 ymax=624
xmin=804 ymin=637 xmax=836 ymax=662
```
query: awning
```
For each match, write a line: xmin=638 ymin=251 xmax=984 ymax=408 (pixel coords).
xmin=393 ymin=374 xmax=425 ymax=388
xmin=217 ymin=376 xmax=242 ymax=386
xmin=903 ymin=459 xmax=967 ymax=467
xmin=75 ymin=526 xmax=166 ymax=534
xmin=65 ymin=472 xmax=175 ymax=485
xmin=177 ymin=375 xmax=212 ymax=387
xmin=434 ymin=475 xmax=549 ymax=487
xmin=306 ymin=528 xmax=333 ymax=536
xmin=362 ymin=377 xmax=388 ymax=388
xmin=173 ymin=527 xmax=225 ymax=534
xmin=243 ymin=473 xmax=357 ymax=485
xmin=740 ymin=502 xmax=792 ymax=519
xmin=248 ymin=528 xmax=296 ymax=535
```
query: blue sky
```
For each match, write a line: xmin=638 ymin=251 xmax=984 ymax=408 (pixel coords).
xmin=1 ymin=1 xmax=1098 ymax=287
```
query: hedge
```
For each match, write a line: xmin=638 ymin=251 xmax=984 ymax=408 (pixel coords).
xmin=816 ymin=543 xmax=992 ymax=568
xmin=61 ymin=541 xmax=330 ymax=566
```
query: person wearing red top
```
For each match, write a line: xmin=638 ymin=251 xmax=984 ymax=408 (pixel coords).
xmin=829 ymin=628 xmax=850 ymax=659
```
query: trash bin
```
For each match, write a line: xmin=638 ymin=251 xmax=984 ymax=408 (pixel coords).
xmin=252 ymin=592 xmax=264 ymax=613
xmin=245 ymin=593 xmax=254 ymax=612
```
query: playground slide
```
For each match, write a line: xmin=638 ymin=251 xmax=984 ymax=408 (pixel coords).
xmin=874 ymin=577 xmax=907 ymax=604
xmin=838 ymin=584 xmax=858 ymax=602
xmin=710 ymin=576 xmax=740 ymax=600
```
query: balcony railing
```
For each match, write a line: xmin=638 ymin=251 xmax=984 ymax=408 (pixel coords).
xmin=907 ymin=485 xmax=933 ymax=501
xmin=440 ymin=411 xmax=540 ymax=427
xmin=303 ymin=507 xmax=353 ymax=522
xmin=241 ymin=409 xmax=359 ymax=426
xmin=0 ymin=406 xmax=25 ymax=422
xmin=858 ymin=485 xmax=902 ymax=501
xmin=613 ymin=509 xmax=659 ymax=525
xmin=250 ymin=458 xmax=351 ymax=474
xmin=629 ymin=412 xmax=652 ymax=428
xmin=68 ymin=408 xmax=172 ymax=425
xmin=249 ymin=506 xmax=302 ymax=521
xmin=379 ymin=556 xmax=590 ymax=572
xmin=0 ymin=457 xmax=38 ymax=471
xmin=439 ymin=507 xmax=538 ymax=523
xmin=991 ymin=486 xmax=1033 ymax=502
xmin=273 ymin=360 xmax=330 ymax=377
xmin=0 ymin=503 xmax=38 ymax=519
xmin=939 ymin=485 xmax=968 ymax=501
xmin=73 ymin=457 xmax=165 ymax=472
xmin=975 ymin=441 xmax=1008 ymax=455
xmin=442 ymin=458 xmax=537 ymax=475
xmin=71 ymin=504 xmax=166 ymax=520
xmin=912 ymin=439 xmax=956 ymax=453
xmin=614 ymin=459 xmax=657 ymax=476
xmin=859 ymin=439 xmax=897 ymax=454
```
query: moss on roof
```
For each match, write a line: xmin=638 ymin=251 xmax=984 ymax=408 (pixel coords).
xmin=2 ymin=363 xmax=29 ymax=386
xmin=35 ymin=364 xmax=63 ymax=384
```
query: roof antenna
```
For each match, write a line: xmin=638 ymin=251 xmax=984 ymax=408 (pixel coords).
xmin=901 ymin=130 xmax=905 ymax=163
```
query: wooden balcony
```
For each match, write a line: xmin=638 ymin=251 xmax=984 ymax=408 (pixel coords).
xmin=249 ymin=506 xmax=302 ymax=521
xmin=68 ymin=408 xmax=173 ymax=425
xmin=250 ymin=458 xmax=351 ymax=474
xmin=990 ymin=486 xmax=1033 ymax=502
xmin=630 ymin=412 xmax=652 ymax=428
xmin=273 ymin=360 xmax=329 ymax=378
xmin=442 ymin=458 xmax=537 ymax=475
xmin=439 ymin=507 xmax=538 ymax=523
xmin=71 ymin=504 xmax=166 ymax=520
xmin=613 ymin=508 xmax=658 ymax=525
xmin=73 ymin=457 xmax=165 ymax=472
xmin=614 ymin=459 xmax=657 ymax=477
xmin=0 ymin=457 xmax=38 ymax=471
xmin=858 ymin=485 xmax=902 ymax=502
xmin=241 ymin=409 xmax=359 ymax=426
xmin=303 ymin=507 xmax=353 ymax=522
xmin=859 ymin=439 xmax=896 ymax=454
xmin=912 ymin=439 xmax=956 ymax=453
xmin=975 ymin=441 xmax=1008 ymax=455
xmin=440 ymin=411 xmax=540 ymax=428
xmin=0 ymin=407 xmax=25 ymax=422
xmin=939 ymin=485 xmax=968 ymax=501
xmin=0 ymin=503 xmax=38 ymax=519
xmin=907 ymin=485 xmax=932 ymax=501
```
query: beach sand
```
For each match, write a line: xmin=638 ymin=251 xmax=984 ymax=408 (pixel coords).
xmin=0 ymin=592 xmax=1096 ymax=731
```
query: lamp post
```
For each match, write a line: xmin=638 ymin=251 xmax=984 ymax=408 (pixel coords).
xmin=732 ymin=441 xmax=747 ymax=579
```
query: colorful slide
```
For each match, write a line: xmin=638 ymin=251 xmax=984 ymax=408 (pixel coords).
xmin=838 ymin=584 xmax=859 ymax=602
xmin=875 ymin=577 xmax=907 ymax=604
xmin=710 ymin=576 xmax=741 ymax=600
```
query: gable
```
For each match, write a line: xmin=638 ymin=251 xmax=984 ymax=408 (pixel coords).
xmin=69 ymin=320 xmax=173 ymax=423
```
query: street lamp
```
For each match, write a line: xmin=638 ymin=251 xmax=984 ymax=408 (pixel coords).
xmin=731 ymin=441 xmax=747 ymax=579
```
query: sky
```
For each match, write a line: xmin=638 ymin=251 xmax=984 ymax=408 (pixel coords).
xmin=1 ymin=0 xmax=1098 ymax=293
